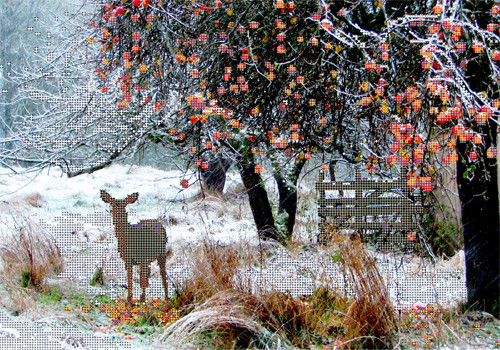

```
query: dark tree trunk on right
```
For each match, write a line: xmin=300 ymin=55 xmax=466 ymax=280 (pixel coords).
xmin=456 ymin=120 xmax=499 ymax=318
xmin=273 ymin=157 xmax=306 ymax=242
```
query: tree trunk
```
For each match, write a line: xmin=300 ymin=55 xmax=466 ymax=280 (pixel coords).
xmin=238 ymin=153 xmax=277 ymax=241
xmin=329 ymin=161 xmax=336 ymax=181
xmin=428 ymin=133 xmax=463 ymax=256
xmin=273 ymin=158 xmax=306 ymax=242
xmin=456 ymin=122 xmax=499 ymax=318
xmin=200 ymin=156 xmax=232 ymax=193
xmin=274 ymin=175 xmax=297 ymax=241
xmin=458 ymin=17 xmax=500 ymax=316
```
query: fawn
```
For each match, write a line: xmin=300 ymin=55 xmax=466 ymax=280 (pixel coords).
xmin=100 ymin=190 xmax=170 ymax=303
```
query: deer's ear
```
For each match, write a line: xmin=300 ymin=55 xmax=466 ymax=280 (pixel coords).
xmin=100 ymin=190 xmax=112 ymax=203
xmin=126 ymin=192 xmax=139 ymax=204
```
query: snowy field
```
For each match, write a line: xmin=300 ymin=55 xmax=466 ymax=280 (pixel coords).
xmin=0 ymin=163 xmax=469 ymax=349
xmin=0 ymin=164 xmax=467 ymax=312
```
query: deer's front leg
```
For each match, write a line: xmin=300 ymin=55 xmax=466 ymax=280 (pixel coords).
xmin=157 ymin=255 xmax=169 ymax=300
xmin=139 ymin=263 xmax=150 ymax=302
xmin=125 ymin=263 xmax=133 ymax=303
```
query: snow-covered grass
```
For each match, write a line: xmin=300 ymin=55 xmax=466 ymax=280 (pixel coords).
xmin=0 ymin=163 xmax=495 ymax=349
xmin=0 ymin=163 xmax=259 ymax=243
xmin=0 ymin=163 xmax=468 ymax=306
xmin=1 ymin=163 xmax=198 ymax=216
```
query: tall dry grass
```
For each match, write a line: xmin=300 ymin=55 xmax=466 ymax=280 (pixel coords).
xmin=325 ymin=223 xmax=397 ymax=348
xmin=0 ymin=203 xmax=64 ymax=315
xmin=171 ymin=238 xmax=258 ymax=313
xmin=161 ymin=290 xmax=286 ymax=349
xmin=159 ymin=239 xmax=286 ymax=349
xmin=157 ymin=225 xmax=399 ymax=349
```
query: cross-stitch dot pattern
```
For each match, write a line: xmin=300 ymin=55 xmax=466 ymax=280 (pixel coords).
xmin=0 ymin=2 xmax=473 ymax=347
xmin=316 ymin=168 xmax=422 ymax=247
xmin=99 ymin=190 xmax=170 ymax=303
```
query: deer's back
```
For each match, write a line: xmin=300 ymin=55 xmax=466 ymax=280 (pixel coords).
xmin=120 ymin=220 xmax=168 ymax=265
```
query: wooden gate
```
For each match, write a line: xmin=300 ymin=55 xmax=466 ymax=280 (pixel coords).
xmin=316 ymin=168 xmax=423 ymax=249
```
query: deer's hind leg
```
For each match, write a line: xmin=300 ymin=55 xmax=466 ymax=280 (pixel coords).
xmin=125 ymin=263 xmax=134 ymax=303
xmin=139 ymin=262 xmax=150 ymax=302
xmin=157 ymin=255 xmax=168 ymax=300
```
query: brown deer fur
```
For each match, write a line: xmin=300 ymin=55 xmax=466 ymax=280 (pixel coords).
xmin=100 ymin=190 xmax=170 ymax=303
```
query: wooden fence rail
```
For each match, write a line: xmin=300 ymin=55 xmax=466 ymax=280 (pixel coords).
xmin=316 ymin=168 xmax=423 ymax=249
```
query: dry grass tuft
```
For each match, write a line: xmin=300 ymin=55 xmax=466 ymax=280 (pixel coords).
xmin=160 ymin=239 xmax=293 ymax=348
xmin=3 ymin=192 xmax=45 ymax=208
xmin=163 ymin=238 xmax=270 ymax=348
xmin=324 ymin=224 xmax=397 ymax=348
xmin=173 ymin=239 xmax=255 ymax=313
xmin=0 ymin=205 xmax=64 ymax=293
xmin=262 ymin=287 xmax=349 ymax=348
xmin=22 ymin=192 xmax=45 ymax=208
xmin=161 ymin=290 xmax=285 ymax=349
xmin=160 ymin=232 xmax=401 ymax=349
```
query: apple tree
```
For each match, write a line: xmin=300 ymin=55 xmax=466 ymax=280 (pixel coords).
xmin=86 ymin=0 xmax=389 ymax=244
xmin=316 ymin=0 xmax=499 ymax=316
xmin=89 ymin=0 xmax=499 ymax=315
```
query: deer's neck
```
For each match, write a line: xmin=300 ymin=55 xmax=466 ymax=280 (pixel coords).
xmin=113 ymin=218 xmax=133 ymax=243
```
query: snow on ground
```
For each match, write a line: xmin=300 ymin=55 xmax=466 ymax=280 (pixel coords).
xmin=0 ymin=164 xmax=469 ymax=348
xmin=1 ymin=164 xmax=199 ymax=218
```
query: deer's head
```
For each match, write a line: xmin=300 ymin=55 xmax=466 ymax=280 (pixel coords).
xmin=100 ymin=190 xmax=139 ymax=227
